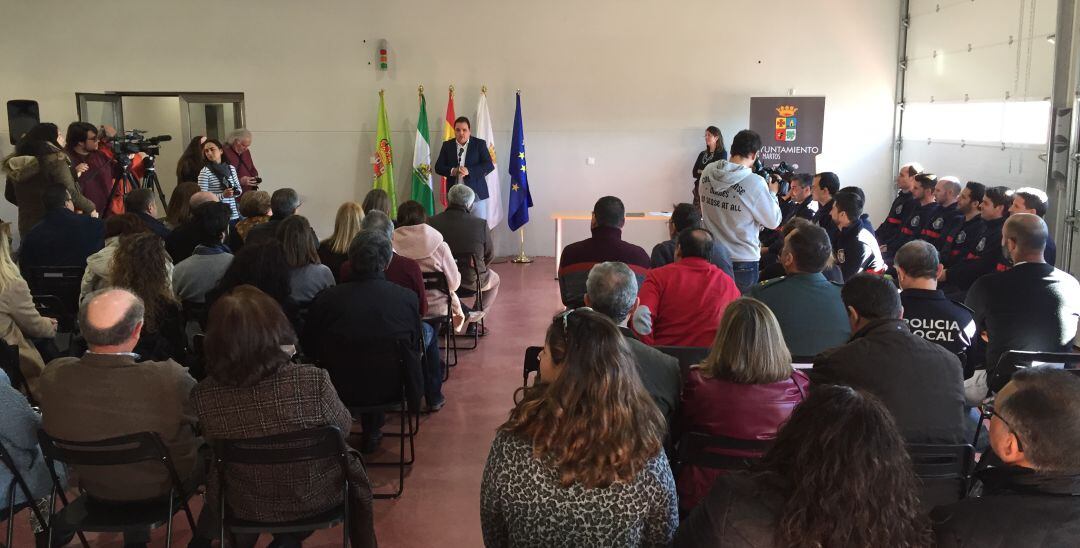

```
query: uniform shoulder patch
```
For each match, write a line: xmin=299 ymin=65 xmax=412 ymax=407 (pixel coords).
xmin=758 ymin=276 xmax=786 ymax=289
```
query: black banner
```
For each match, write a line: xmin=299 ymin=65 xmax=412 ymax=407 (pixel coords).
xmin=749 ymin=96 xmax=826 ymax=174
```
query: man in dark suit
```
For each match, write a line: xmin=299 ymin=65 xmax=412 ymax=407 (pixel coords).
xmin=965 ymin=213 xmax=1080 ymax=393
xmin=584 ymin=261 xmax=680 ymax=424
xmin=811 ymin=274 xmax=967 ymax=444
xmin=434 ymin=116 xmax=494 ymax=218
xmin=427 ymin=184 xmax=498 ymax=311
xmin=19 ymin=183 xmax=104 ymax=269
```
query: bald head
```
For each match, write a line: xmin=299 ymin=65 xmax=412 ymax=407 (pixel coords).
xmin=190 ymin=191 xmax=220 ymax=208
xmin=79 ymin=289 xmax=145 ymax=349
xmin=1004 ymin=213 xmax=1048 ymax=258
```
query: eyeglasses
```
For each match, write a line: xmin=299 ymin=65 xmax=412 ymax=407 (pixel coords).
xmin=980 ymin=402 xmax=1025 ymax=452
xmin=553 ymin=306 xmax=593 ymax=333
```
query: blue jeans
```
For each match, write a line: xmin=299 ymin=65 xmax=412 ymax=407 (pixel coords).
xmin=731 ymin=261 xmax=760 ymax=294
xmin=421 ymin=322 xmax=444 ymax=405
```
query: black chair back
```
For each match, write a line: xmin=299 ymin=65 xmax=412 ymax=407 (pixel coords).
xmin=454 ymin=254 xmax=483 ymax=297
xmin=907 ymin=443 xmax=975 ymax=510
xmin=675 ymin=432 xmax=772 ymax=473
xmin=0 ymin=440 xmax=49 ymax=544
xmin=24 ymin=267 xmax=83 ymax=328
xmin=0 ymin=342 xmax=28 ymax=397
xmin=522 ymin=346 xmax=542 ymax=386
xmin=990 ymin=350 xmax=1080 ymax=394
xmin=422 ymin=270 xmax=458 ymax=369
xmin=317 ymin=336 xmax=411 ymax=409
xmin=656 ymin=346 xmax=709 ymax=379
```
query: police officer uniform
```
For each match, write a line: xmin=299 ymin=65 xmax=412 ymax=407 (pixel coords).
xmin=920 ymin=202 xmax=964 ymax=251
xmin=812 ymin=199 xmax=838 ymax=241
xmin=761 ymin=199 xmax=817 ymax=253
xmin=833 ymin=221 xmax=885 ymax=281
xmin=876 ymin=190 xmax=914 ymax=244
xmin=944 ymin=216 xmax=1006 ymax=295
xmin=884 ymin=201 xmax=940 ymax=263
xmin=940 ymin=215 xmax=985 ymax=268
xmin=747 ymin=272 xmax=851 ymax=359
xmin=900 ymin=288 xmax=975 ymax=375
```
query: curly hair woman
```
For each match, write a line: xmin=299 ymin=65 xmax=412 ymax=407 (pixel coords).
xmin=109 ymin=232 xmax=186 ymax=363
xmin=674 ymin=384 xmax=932 ymax=548
xmin=480 ymin=308 xmax=677 ymax=547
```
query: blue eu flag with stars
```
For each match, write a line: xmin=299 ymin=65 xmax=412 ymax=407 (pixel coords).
xmin=508 ymin=92 xmax=533 ymax=231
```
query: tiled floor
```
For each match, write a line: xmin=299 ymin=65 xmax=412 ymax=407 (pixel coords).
xmin=9 ymin=257 xmax=562 ymax=547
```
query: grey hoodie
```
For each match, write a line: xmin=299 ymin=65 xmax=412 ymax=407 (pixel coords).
xmin=698 ymin=160 xmax=782 ymax=262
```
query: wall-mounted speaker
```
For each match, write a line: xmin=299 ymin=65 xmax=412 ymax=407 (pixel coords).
xmin=7 ymin=100 xmax=40 ymax=145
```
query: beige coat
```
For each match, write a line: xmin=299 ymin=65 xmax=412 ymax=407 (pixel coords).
xmin=0 ymin=277 xmax=57 ymax=397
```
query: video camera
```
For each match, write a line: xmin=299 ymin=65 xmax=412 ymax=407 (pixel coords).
xmin=109 ymin=129 xmax=172 ymax=159
xmin=753 ymin=160 xmax=796 ymax=197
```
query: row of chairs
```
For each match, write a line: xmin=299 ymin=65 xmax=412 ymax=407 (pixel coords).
xmin=422 ymin=253 xmax=487 ymax=378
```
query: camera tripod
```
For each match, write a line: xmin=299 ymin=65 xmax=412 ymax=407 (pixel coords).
xmin=109 ymin=153 xmax=169 ymax=212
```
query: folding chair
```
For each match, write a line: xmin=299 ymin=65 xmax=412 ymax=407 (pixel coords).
xmin=655 ymin=346 xmax=709 ymax=379
xmin=0 ymin=342 xmax=31 ymax=401
xmin=24 ymin=266 xmax=83 ymax=337
xmin=214 ymin=426 xmax=352 ymax=547
xmin=522 ymin=346 xmax=542 ymax=386
xmin=557 ymin=262 xmax=596 ymax=309
xmin=0 ymin=440 xmax=51 ymax=548
xmin=454 ymin=254 xmax=487 ymax=350
xmin=906 ymin=443 xmax=975 ymax=512
xmin=319 ymin=337 xmax=418 ymax=499
xmin=988 ymin=350 xmax=1080 ymax=394
xmin=422 ymin=271 xmax=458 ymax=373
xmin=674 ymin=432 xmax=773 ymax=476
xmin=181 ymin=299 xmax=210 ymax=331
xmin=36 ymin=430 xmax=197 ymax=548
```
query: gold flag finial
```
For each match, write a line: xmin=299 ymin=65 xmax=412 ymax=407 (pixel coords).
xmin=418 ymin=84 xmax=424 ymax=95
xmin=481 ymin=85 xmax=488 ymax=94
xmin=449 ymin=84 xmax=455 ymax=96
xmin=379 ymin=89 xmax=384 ymax=97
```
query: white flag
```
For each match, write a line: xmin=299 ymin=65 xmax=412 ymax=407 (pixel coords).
xmin=475 ymin=90 xmax=503 ymax=230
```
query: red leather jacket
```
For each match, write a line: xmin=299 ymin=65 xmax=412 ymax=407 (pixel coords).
xmin=675 ymin=368 xmax=809 ymax=512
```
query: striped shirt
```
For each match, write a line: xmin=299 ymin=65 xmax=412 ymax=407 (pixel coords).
xmin=197 ymin=164 xmax=241 ymax=219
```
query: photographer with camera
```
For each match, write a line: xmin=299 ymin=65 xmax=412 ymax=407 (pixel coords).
xmin=198 ymin=139 xmax=242 ymax=220
xmin=64 ymin=122 xmax=113 ymax=215
xmin=223 ymin=128 xmax=261 ymax=192
xmin=699 ymin=129 xmax=782 ymax=293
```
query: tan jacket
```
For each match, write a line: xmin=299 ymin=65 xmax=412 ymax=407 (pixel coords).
xmin=0 ymin=278 xmax=57 ymax=397
xmin=2 ymin=150 xmax=96 ymax=235
xmin=37 ymin=353 xmax=200 ymax=501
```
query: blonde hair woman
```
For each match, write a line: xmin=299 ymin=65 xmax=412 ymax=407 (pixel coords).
xmin=0 ymin=223 xmax=57 ymax=398
xmin=674 ymin=297 xmax=809 ymax=513
xmin=318 ymin=202 xmax=364 ymax=282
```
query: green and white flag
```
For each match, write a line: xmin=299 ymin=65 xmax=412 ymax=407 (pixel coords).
xmin=411 ymin=92 xmax=435 ymax=215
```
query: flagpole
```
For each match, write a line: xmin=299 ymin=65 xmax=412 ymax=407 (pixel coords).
xmin=511 ymin=227 xmax=532 ymax=263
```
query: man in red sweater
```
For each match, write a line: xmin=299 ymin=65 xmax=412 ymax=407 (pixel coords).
xmin=631 ymin=228 xmax=740 ymax=346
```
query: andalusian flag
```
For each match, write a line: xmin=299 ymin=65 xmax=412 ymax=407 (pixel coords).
xmin=373 ymin=91 xmax=397 ymax=217
xmin=411 ymin=92 xmax=435 ymax=215
xmin=475 ymin=88 xmax=503 ymax=230
xmin=440 ymin=86 xmax=455 ymax=208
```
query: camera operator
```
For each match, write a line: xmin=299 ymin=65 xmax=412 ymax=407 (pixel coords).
xmin=699 ymin=129 xmax=782 ymax=293
xmin=64 ymin=122 xmax=113 ymax=215
xmin=223 ymin=128 xmax=260 ymax=192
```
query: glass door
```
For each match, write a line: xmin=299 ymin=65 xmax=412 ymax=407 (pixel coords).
xmin=179 ymin=93 xmax=245 ymax=143
xmin=75 ymin=93 xmax=124 ymax=133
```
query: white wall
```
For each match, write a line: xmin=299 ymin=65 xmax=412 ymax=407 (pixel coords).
xmin=0 ymin=0 xmax=901 ymax=255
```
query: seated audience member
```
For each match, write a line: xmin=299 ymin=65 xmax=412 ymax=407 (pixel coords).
xmin=1008 ymin=187 xmax=1057 ymax=265
xmin=876 ymin=162 xmax=922 ymax=244
xmin=748 ymin=223 xmax=850 ymax=357
xmin=211 ymin=241 xmax=300 ymax=327
xmin=883 ymin=173 xmax=939 ymax=263
xmin=342 ymin=212 xmax=427 ymax=315
xmin=940 ymin=181 xmax=986 ymax=264
xmin=110 ymin=232 xmax=184 ymax=364
xmin=941 ymin=185 xmax=1012 ymax=296
xmin=632 ymin=228 xmax=740 ymax=346
xmin=427 ymin=184 xmax=501 ymax=311
xmin=165 ymin=191 xmax=220 ymax=263
xmin=810 ymin=171 xmax=840 ymax=240
xmin=197 ymin=138 xmax=241 ymax=220
xmin=80 ymin=213 xmax=148 ymax=303
xmin=0 ymin=223 xmax=57 ymax=399
xmin=3 ymin=123 xmax=97 ymax=234
xmin=758 ymin=217 xmax=841 ymax=283
xmin=278 ymin=215 xmax=335 ymax=304
xmin=303 ymin=230 xmax=431 ymax=451
xmin=812 ymin=274 xmax=966 ymax=443
xmin=393 ymin=200 xmax=466 ymax=331
xmin=651 ymin=202 xmax=733 ymax=277
xmin=173 ymin=202 xmax=234 ymax=304
xmin=163 ymin=181 xmax=200 ymax=230
xmin=920 ymin=175 xmax=964 ymax=250
xmin=175 ymin=137 xmax=206 ymax=186
xmin=838 ymin=185 xmax=877 ymax=234
xmin=230 ymin=189 xmax=272 ymax=251
xmin=895 ymin=241 xmax=975 ymax=372
xmin=191 ymin=286 xmax=377 ymax=548
xmin=481 ymin=309 xmax=677 ymax=546
xmin=676 ymin=298 xmax=809 ymax=513
xmin=931 ymin=367 xmax=1080 ymax=547
xmin=559 ymin=195 xmax=651 ymax=271
xmin=965 ymin=214 xmax=1080 ymax=393
xmin=1 ymin=369 xmax=67 ymax=544
xmin=584 ymin=261 xmax=680 ymax=422
xmin=18 ymin=183 xmax=104 ymax=269
xmin=361 ymin=187 xmax=393 ymax=218
xmin=123 ymin=188 xmax=170 ymax=239
xmin=830 ymin=189 xmax=885 ymax=280
xmin=37 ymin=289 xmax=200 ymax=545
xmin=318 ymin=201 xmax=364 ymax=283
xmin=760 ymin=174 xmax=816 ymax=271
xmin=675 ymin=385 xmax=930 ymax=547
xmin=245 ymin=187 xmax=306 ymax=246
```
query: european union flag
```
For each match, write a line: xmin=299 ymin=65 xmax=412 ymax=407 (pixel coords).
xmin=508 ymin=92 xmax=533 ymax=231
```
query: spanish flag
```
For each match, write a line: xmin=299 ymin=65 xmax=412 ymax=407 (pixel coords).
xmin=440 ymin=86 xmax=455 ymax=208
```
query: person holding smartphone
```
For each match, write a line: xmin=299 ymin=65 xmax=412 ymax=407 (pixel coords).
xmin=222 ymin=128 xmax=260 ymax=192
xmin=198 ymin=138 xmax=242 ymax=220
